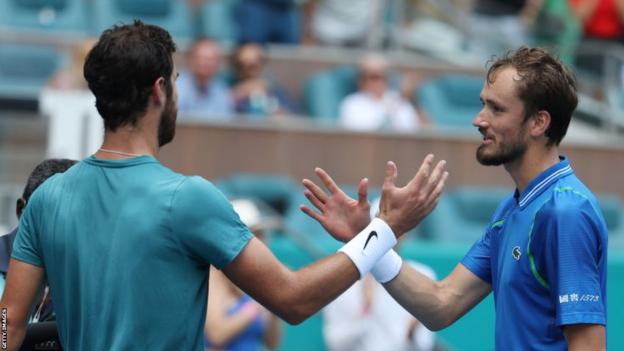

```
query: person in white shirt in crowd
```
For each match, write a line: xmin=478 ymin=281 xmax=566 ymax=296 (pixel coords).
xmin=339 ymin=55 xmax=422 ymax=132
xmin=323 ymin=198 xmax=436 ymax=351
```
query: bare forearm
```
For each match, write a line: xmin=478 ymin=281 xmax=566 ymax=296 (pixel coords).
xmin=384 ymin=266 xmax=452 ymax=330
xmin=266 ymin=254 xmax=359 ymax=324
xmin=5 ymin=319 xmax=27 ymax=351
xmin=384 ymin=264 xmax=491 ymax=331
xmin=224 ymin=238 xmax=360 ymax=325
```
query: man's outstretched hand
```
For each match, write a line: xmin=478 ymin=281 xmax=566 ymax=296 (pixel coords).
xmin=300 ymin=168 xmax=371 ymax=242
xmin=378 ymin=155 xmax=448 ymax=236
xmin=300 ymin=154 xmax=448 ymax=241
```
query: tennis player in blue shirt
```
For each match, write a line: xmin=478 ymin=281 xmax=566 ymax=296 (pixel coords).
xmin=301 ymin=47 xmax=607 ymax=350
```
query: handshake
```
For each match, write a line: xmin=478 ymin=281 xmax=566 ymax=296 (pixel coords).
xmin=299 ymin=154 xmax=448 ymax=282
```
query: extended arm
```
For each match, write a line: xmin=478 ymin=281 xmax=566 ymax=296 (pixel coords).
xmin=224 ymin=155 xmax=447 ymax=325
xmin=223 ymin=237 xmax=359 ymax=324
xmin=0 ymin=259 xmax=45 ymax=351
xmin=300 ymin=155 xmax=482 ymax=330
xmin=384 ymin=263 xmax=491 ymax=331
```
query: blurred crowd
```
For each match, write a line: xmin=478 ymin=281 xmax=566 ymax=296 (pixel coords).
xmin=2 ymin=2 xmax=624 ymax=350
xmin=34 ymin=0 xmax=624 ymax=133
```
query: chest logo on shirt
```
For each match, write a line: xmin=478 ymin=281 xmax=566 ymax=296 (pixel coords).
xmin=512 ymin=246 xmax=521 ymax=261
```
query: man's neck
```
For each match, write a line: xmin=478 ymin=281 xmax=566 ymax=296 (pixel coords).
xmin=505 ymin=144 xmax=560 ymax=195
xmin=96 ymin=125 xmax=159 ymax=160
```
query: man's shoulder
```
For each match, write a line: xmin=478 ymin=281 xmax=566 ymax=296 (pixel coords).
xmin=544 ymin=179 xmax=598 ymax=212
xmin=536 ymin=178 xmax=605 ymax=227
xmin=172 ymin=176 xmax=227 ymax=206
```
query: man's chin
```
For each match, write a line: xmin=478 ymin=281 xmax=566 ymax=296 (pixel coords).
xmin=476 ymin=148 xmax=504 ymax=166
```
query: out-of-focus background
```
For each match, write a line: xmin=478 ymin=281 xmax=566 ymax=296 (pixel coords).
xmin=1 ymin=0 xmax=623 ymax=350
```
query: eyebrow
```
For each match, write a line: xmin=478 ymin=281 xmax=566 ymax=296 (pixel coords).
xmin=481 ymin=96 xmax=504 ymax=107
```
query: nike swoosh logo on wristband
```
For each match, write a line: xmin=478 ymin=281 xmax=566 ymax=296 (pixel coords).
xmin=363 ymin=231 xmax=378 ymax=250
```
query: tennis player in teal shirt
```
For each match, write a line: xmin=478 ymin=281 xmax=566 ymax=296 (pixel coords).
xmin=1 ymin=20 xmax=447 ymax=350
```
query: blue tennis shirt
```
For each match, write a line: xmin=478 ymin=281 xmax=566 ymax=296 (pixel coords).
xmin=12 ymin=155 xmax=253 ymax=350
xmin=462 ymin=156 xmax=608 ymax=350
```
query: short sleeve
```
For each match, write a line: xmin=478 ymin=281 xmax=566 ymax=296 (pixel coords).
xmin=11 ymin=191 xmax=44 ymax=267
xmin=461 ymin=228 xmax=492 ymax=284
xmin=535 ymin=197 xmax=606 ymax=326
xmin=170 ymin=176 xmax=253 ymax=269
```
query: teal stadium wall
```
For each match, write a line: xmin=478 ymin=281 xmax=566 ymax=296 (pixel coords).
xmin=269 ymin=236 xmax=624 ymax=351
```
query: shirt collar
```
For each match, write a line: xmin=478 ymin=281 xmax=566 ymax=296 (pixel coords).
xmin=514 ymin=156 xmax=574 ymax=208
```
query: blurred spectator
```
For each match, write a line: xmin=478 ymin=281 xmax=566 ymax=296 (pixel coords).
xmin=569 ymin=0 xmax=624 ymax=42
xmin=569 ymin=0 xmax=624 ymax=78
xmin=468 ymin=0 xmax=543 ymax=58
xmin=532 ymin=0 xmax=581 ymax=65
xmin=236 ymin=0 xmax=300 ymax=44
xmin=46 ymin=39 xmax=96 ymax=90
xmin=231 ymin=43 xmax=296 ymax=117
xmin=303 ymin=0 xmax=385 ymax=47
xmin=339 ymin=55 xmax=422 ymax=132
xmin=205 ymin=199 xmax=282 ymax=351
xmin=177 ymin=38 xmax=233 ymax=119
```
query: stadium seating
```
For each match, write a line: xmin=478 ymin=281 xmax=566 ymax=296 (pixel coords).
xmin=91 ymin=0 xmax=194 ymax=40
xmin=415 ymin=74 xmax=484 ymax=128
xmin=199 ymin=0 xmax=239 ymax=47
xmin=599 ymin=194 xmax=624 ymax=249
xmin=0 ymin=43 xmax=63 ymax=100
xmin=420 ymin=186 xmax=510 ymax=242
xmin=215 ymin=173 xmax=298 ymax=216
xmin=302 ymin=65 xmax=359 ymax=121
xmin=302 ymin=65 xmax=401 ymax=121
xmin=0 ymin=0 xmax=89 ymax=35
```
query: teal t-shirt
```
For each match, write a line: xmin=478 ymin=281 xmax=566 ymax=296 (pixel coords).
xmin=12 ymin=155 xmax=253 ymax=350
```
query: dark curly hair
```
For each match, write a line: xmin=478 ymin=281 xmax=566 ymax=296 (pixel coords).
xmin=22 ymin=159 xmax=77 ymax=202
xmin=84 ymin=20 xmax=177 ymax=131
xmin=486 ymin=47 xmax=577 ymax=146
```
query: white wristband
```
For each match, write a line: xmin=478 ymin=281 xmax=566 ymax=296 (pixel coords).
xmin=371 ymin=250 xmax=403 ymax=283
xmin=338 ymin=218 xmax=397 ymax=278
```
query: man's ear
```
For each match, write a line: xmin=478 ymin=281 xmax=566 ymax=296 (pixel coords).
xmin=530 ymin=110 xmax=551 ymax=138
xmin=152 ymin=77 xmax=167 ymax=105
xmin=16 ymin=198 xmax=26 ymax=220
